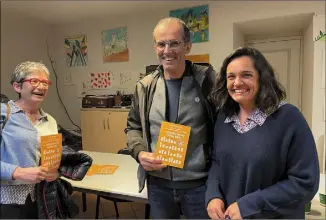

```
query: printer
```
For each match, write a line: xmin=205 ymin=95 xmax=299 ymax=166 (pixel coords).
xmin=82 ymin=95 xmax=115 ymax=108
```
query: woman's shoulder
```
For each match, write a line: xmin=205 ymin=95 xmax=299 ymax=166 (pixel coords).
xmin=273 ymin=103 xmax=308 ymax=125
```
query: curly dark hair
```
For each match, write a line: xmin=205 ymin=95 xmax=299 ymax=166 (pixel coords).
xmin=210 ymin=47 xmax=286 ymax=116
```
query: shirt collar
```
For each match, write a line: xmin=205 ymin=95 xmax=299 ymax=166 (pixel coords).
xmin=8 ymin=100 xmax=48 ymax=121
xmin=224 ymin=108 xmax=267 ymax=126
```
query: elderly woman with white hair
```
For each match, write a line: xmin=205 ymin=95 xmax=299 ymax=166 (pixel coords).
xmin=0 ymin=61 xmax=57 ymax=218
xmin=0 ymin=61 xmax=92 ymax=219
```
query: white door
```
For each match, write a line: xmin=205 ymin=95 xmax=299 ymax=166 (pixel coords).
xmin=246 ymin=38 xmax=301 ymax=110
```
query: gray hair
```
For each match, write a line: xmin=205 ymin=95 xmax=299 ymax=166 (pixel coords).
xmin=10 ymin=61 xmax=50 ymax=85
xmin=153 ymin=17 xmax=191 ymax=43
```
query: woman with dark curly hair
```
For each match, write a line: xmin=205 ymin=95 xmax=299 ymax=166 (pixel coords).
xmin=205 ymin=47 xmax=319 ymax=219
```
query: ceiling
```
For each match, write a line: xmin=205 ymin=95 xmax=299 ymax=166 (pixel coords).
xmin=1 ymin=0 xmax=204 ymax=25
xmin=236 ymin=13 xmax=314 ymax=40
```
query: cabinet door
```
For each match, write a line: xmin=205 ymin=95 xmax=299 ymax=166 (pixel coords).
xmin=105 ymin=111 xmax=129 ymax=153
xmin=81 ymin=111 xmax=111 ymax=152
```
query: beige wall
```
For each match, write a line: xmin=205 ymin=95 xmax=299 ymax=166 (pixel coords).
xmin=1 ymin=1 xmax=325 ymax=133
xmin=1 ymin=9 xmax=64 ymax=124
xmin=302 ymin=18 xmax=314 ymax=128
xmin=47 ymin=1 xmax=325 ymax=129
xmin=312 ymin=14 xmax=326 ymax=174
xmin=233 ymin=24 xmax=245 ymax=50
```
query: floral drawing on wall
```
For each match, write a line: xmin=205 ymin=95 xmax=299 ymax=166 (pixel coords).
xmin=170 ymin=5 xmax=209 ymax=43
xmin=64 ymin=35 xmax=88 ymax=67
xmin=102 ymin=27 xmax=129 ymax=62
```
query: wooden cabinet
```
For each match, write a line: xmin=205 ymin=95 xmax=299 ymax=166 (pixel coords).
xmin=81 ymin=108 xmax=129 ymax=153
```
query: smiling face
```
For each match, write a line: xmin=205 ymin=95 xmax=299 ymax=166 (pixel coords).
xmin=13 ymin=71 xmax=50 ymax=104
xmin=153 ymin=21 xmax=191 ymax=76
xmin=226 ymin=56 xmax=259 ymax=109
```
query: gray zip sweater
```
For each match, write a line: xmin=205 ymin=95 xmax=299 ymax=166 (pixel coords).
xmin=125 ymin=61 xmax=216 ymax=192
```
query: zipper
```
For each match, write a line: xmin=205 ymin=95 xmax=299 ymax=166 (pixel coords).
xmin=56 ymin=198 xmax=64 ymax=218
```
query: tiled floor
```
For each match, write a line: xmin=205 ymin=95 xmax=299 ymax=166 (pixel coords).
xmin=72 ymin=192 xmax=326 ymax=219
xmin=72 ymin=192 xmax=146 ymax=219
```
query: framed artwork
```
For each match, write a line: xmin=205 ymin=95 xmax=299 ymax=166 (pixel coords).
xmin=102 ymin=27 xmax=129 ymax=62
xmin=64 ymin=35 xmax=88 ymax=67
xmin=170 ymin=5 xmax=209 ymax=43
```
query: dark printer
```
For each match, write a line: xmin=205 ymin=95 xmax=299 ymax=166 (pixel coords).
xmin=82 ymin=95 xmax=115 ymax=108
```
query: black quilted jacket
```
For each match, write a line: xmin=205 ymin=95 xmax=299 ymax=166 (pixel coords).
xmin=36 ymin=146 xmax=93 ymax=219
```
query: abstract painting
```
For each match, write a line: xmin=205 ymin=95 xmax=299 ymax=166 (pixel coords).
xmin=102 ymin=27 xmax=129 ymax=62
xmin=170 ymin=5 xmax=209 ymax=43
xmin=64 ymin=35 xmax=88 ymax=67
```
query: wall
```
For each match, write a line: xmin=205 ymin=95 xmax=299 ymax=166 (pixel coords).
xmin=302 ymin=18 xmax=314 ymax=128
xmin=50 ymin=4 xmax=213 ymax=129
xmin=312 ymin=14 xmax=326 ymax=174
xmin=49 ymin=1 xmax=325 ymax=129
xmin=1 ymin=8 xmax=64 ymax=124
xmin=233 ymin=24 xmax=245 ymax=50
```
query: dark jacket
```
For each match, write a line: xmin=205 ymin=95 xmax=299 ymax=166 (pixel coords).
xmin=125 ymin=61 xmax=216 ymax=192
xmin=36 ymin=146 xmax=93 ymax=219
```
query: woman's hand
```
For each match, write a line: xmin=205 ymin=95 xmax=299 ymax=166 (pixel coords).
xmin=207 ymin=198 xmax=225 ymax=219
xmin=12 ymin=166 xmax=48 ymax=183
xmin=224 ymin=202 xmax=242 ymax=219
xmin=45 ymin=169 xmax=59 ymax=182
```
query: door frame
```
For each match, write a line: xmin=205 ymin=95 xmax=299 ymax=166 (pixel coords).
xmin=245 ymin=36 xmax=303 ymax=110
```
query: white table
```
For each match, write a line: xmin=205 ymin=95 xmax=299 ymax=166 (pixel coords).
xmin=62 ymin=151 xmax=149 ymax=218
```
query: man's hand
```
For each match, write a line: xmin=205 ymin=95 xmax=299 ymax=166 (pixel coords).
xmin=138 ymin=151 xmax=166 ymax=171
xmin=12 ymin=166 xmax=49 ymax=183
xmin=207 ymin=198 xmax=225 ymax=219
xmin=224 ymin=202 xmax=242 ymax=219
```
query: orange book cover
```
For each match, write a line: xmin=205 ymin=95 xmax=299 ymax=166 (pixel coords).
xmin=40 ymin=134 xmax=62 ymax=170
xmin=155 ymin=121 xmax=191 ymax=169
xmin=86 ymin=164 xmax=119 ymax=176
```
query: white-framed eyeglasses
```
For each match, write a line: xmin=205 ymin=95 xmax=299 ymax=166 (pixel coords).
xmin=155 ymin=40 xmax=184 ymax=51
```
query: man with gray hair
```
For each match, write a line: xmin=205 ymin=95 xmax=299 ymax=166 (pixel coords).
xmin=125 ymin=17 xmax=216 ymax=218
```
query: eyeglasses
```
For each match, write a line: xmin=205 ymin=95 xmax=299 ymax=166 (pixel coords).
xmin=21 ymin=78 xmax=52 ymax=87
xmin=155 ymin=40 xmax=184 ymax=51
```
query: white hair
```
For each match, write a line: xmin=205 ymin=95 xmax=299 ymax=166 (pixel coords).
xmin=11 ymin=61 xmax=50 ymax=85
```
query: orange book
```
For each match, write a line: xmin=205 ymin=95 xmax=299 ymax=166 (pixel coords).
xmin=40 ymin=134 xmax=62 ymax=170
xmin=155 ymin=121 xmax=191 ymax=169
xmin=86 ymin=164 xmax=119 ymax=176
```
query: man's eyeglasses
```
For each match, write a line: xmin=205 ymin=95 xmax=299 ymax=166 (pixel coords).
xmin=155 ymin=40 xmax=184 ymax=51
xmin=21 ymin=78 xmax=52 ymax=87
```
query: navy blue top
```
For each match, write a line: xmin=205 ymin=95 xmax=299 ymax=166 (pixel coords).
xmin=165 ymin=78 xmax=182 ymax=123
xmin=206 ymin=104 xmax=320 ymax=219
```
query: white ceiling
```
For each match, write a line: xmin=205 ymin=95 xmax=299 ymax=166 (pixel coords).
xmin=236 ymin=13 xmax=314 ymax=40
xmin=2 ymin=1 xmax=314 ymax=39
xmin=1 ymin=0 xmax=204 ymax=25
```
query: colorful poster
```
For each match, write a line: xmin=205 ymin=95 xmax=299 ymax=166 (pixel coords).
xmin=170 ymin=5 xmax=209 ymax=43
xmin=186 ymin=54 xmax=210 ymax=63
xmin=64 ymin=35 xmax=88 ymax=67
xmin=155 ymin=121 xmax=191 ymax=169
xmin=102 ymin=27 xmax=129 ymax=62
xmin=41 ymin=134 xmax=62 ymax=170
xmin=86 ymin=164 xmax=119 ymax=176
